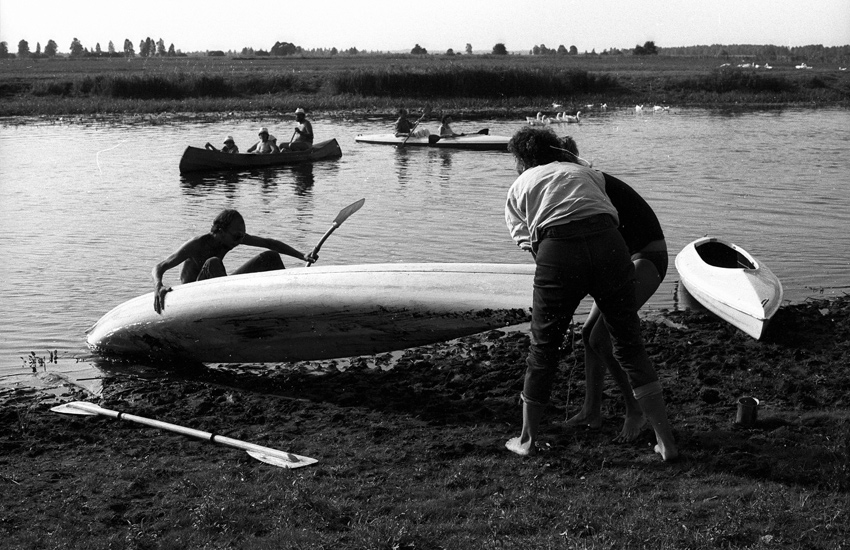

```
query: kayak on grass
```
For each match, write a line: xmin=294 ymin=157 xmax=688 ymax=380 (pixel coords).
xmin=87 ymin=262 xmax=535 ymax=363
xmin=675 ymin=237 xmax=783 ymax=340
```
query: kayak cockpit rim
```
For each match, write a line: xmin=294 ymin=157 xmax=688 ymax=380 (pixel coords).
xmin=694 ymin=238 xmax=759 ymax=270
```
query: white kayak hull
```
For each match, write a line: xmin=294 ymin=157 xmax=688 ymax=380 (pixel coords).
xmin=87 ymin=263 xmax=535 ymax=363
xmin=675 ymin=237 xmax=783 ymax=339
xmin=355 ymin=133 xmax=509 ymax=151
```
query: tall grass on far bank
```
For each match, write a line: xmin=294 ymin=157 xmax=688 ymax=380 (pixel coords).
xmin=327 ymin=66 xmax=621 ymax=98
xmin=21 ymin=66 xmax=621 ymax=101
xmin=28 ymin=72 xmax=309 ymax=100
xmin=2 ymin=63 xmax=848 ymax=117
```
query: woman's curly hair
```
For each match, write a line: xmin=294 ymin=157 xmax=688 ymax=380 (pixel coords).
xmin=507 ymin=126 xmax=561 ymax=169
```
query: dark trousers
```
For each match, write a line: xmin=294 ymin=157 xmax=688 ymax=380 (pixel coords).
xmin=523 ymin=215 xmax=659 ymax=404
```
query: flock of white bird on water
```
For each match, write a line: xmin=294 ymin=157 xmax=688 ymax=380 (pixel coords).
xmin=526 ymin=102 xmax=671 ymax=125
xmin=525 ymin=63 xmax=850 ymax=125
xmin=720 ymin=62 xmax=848 ymax=71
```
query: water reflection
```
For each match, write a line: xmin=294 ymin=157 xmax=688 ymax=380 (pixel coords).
xmin=436 ymin=149 xmax=453 ymax=185
xmin=394 ymin=148 xmax=413 ymax=184
xmin=289 ymin=163 xmax=315 ymax=194
xmin=180 ymin=171 xmax=242 ymax=192
xmin=179 ymin=164 xmax=316 ymax=196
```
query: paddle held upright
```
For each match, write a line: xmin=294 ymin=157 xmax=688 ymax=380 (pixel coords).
xmin=306 ymin=198 xmax=366 ymax=266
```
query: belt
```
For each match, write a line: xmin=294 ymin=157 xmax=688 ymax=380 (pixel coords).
xmin=539 ymin=214 xmax=616 ymax=239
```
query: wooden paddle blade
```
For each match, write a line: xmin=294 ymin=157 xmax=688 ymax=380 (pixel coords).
xmin=246 ymin=450 xmax=318 ymax=469
xmin=306 ymin=198 xmax=365 ymax=266
xmin=332 ymin=198 xmax=366 ymax=226
xmin=50 ymin=401 xmax=102 ymax=416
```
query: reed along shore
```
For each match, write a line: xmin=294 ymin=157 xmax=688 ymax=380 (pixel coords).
xmin=1 ymin=54 xmax=848 ymax=117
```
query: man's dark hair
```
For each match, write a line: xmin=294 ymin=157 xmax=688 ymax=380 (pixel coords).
xmin=211 ymin=209 xmax=244 ymax=234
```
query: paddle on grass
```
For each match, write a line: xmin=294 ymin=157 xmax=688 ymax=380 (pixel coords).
xmin=398 ymin=106 xmax=432 ymax=148
xmin=306 ymin=197 xmax=366 ymax=266
xmin=51 ymin=401 xmax=318 ymax=469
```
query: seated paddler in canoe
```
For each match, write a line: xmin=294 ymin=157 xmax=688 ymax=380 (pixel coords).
xmin=205 ymin=135 xmax=239 ymax=153
xmin=151 ymin=209 xmax=318 ymax=313
xmin=247 ymin=127 xmax=280 ymax=154
xmin=277 ymin=107 xmax=314 ymax=152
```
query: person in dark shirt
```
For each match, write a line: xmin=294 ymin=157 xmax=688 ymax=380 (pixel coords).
xmin=557 ymin=136 xmax=669 ymax=443
xmin=394 ymin=108 xmax=415 ymax=136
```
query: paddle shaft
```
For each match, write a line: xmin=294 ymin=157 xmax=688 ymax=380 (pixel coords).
xmin=62 ymin=402 xmax=298 ymax=461
xmin=306 ymin=198 xmax=365 ymax=266
xmin=399 ymin=108 xmax=431 ymax=148
xmin=66 ymin=403 xmax=289 ymax=455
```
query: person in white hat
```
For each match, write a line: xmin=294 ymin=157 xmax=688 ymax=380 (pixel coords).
xmin=288 ymin=108 xmax=314 ymax=152
xmin=205 ymin=135 xmax=239 ymax=153
xmin=247 ymin=127 xmax=276 ymax=154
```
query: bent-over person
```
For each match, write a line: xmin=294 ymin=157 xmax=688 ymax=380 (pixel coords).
xmin=152 ymin=209 xmax=316 ymax=313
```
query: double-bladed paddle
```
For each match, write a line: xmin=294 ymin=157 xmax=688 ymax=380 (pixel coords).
xmin=51 ymin=401 xmax=318 ymax=469
xmin=306 ymin=198 xmax=366 ymax=266
xmin=428 ymin=128 xmax=490 ymax=144
xmin=398 ymin=106 xmax=432 ymax=148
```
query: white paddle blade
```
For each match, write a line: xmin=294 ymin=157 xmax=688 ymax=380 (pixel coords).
xmin=246 ymin=450 xmax=318 ymax=469
xmin=50 ymin=401 xmax=102 ymax=416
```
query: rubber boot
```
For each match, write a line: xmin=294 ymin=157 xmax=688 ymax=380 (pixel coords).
xmin=505 ymin=395 xmax=546 ymax=456
xmin=634 ymin=381 xmax=678 ymax=461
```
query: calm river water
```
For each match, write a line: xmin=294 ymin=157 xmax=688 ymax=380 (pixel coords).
xmin=1 ymin=107 xmax=848 ymax=391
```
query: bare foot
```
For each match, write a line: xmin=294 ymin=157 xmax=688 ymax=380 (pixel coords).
xmin=612 ymin=412 xmax=647 ymax=443
xmin=654 ymin=442 xmax=679 ymax=461
xmin=564 ymin=409 xmax=602 ymax=430
xmin=505 ymin=437 xmax=536 ymax=456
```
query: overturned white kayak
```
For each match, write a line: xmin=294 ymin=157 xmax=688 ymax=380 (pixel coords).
xmin=87 ymin=263 xmax=534 ymax=363
xmin=675 ymin=237 xmax=783 ymax=339
xmin=355 ymin=132 xmax=510 ymax=151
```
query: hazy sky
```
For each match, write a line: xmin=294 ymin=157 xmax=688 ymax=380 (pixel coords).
xmin=2 ymin=0 xmax=848 ymax=54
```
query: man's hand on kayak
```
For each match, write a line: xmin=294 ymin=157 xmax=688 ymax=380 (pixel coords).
xmin=154 ymin=282 xmax=172 ymax=314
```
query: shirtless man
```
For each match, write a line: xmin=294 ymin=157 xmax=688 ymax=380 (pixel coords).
xmin=247 ymin=127 xmax=278 ymax=154
xmin=289 ymin=108 xmax=314 ymax=152
xmin=152 ymin=209 xmax=316 ymax=313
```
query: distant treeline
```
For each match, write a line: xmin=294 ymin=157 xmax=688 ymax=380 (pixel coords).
xmin=2 ymin=38 xmax=848 ymax=64
xmin=660 ymin=44 xmax=850 ymax=64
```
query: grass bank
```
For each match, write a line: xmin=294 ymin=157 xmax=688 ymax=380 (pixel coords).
xmin=1 ymin=296 xmax=849 ymax=548
xmin=1 ymin=55 xmax=848 ymax=117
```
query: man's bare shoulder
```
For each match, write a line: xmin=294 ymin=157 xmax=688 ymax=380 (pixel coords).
xmin=173 ymin=233 xmax=217 ymax=255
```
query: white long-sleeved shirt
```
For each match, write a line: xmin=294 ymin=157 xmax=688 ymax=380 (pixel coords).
xmin=505 ymin=162 xmax=619 ymax=252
